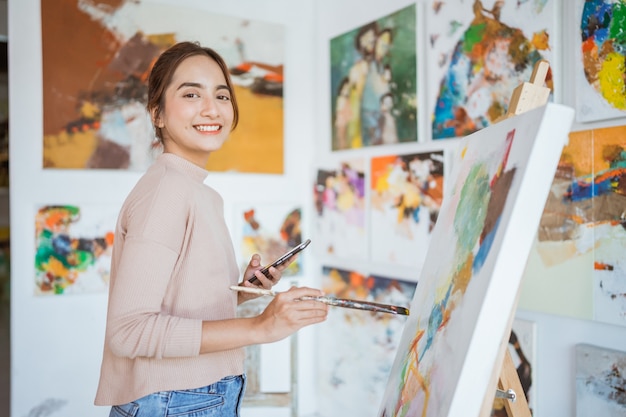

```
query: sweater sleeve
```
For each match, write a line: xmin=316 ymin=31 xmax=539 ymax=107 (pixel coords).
xmin=105 ymin=174 xmax=203 ymax=360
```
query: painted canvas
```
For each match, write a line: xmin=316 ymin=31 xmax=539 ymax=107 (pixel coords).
xmin=370 ymin=151 xmax=444 ymax=267
xmin=576 ymin=343 xmax=626 ymax=416
xmin=378 ymin=103 xmax=574 ymax=417
xmin=317 ymin=266 xmax=416 ymax=417
xmin=575 ymin=0 xmax=626 ymax=123
xmin=41 ymin=0 xmax=284 ymax=173
xmin=236 ymin=203 xmax=304 ymax=278
xmin=491 ymin=319 xmax=536 ymax=416
xmin=330 ymin=4 xmax=417 ymax=150
xmin=314 ymin=158 xmax=367 ymax=260
xmin=519 ymin=125 xmax=626 ymax=326
xmin=426 ymin=0 xmax=556 ymax=139
xmin=35 ymin=205 xmax=117 ymax=295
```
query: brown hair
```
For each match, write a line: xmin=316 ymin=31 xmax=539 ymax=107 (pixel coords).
xmin=147 ymin=41 xmax=240 ymax=144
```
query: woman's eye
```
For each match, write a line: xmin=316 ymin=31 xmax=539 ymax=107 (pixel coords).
xmin=217 ymin=94 xmax=231 ymax=101
xmin=184 ymin=92 xmax=199 ymax=98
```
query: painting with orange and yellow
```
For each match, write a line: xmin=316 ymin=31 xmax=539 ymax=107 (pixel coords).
xmin=41 ymin=0 xmax=284 ymax=173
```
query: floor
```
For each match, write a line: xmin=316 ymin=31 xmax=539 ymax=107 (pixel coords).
xmin=0 ymin=300 xmax=9 ymax=416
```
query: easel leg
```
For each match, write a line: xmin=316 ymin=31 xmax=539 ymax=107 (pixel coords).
xmin=498 ymin=350 xmax=532 ymax=417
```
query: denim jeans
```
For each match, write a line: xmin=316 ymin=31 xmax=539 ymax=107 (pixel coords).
xmin=109 ymin=374 xmax=246 ymax=417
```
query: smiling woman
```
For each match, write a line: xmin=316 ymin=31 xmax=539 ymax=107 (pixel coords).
xmin=94 ymin=42 xmax=328 ymax=417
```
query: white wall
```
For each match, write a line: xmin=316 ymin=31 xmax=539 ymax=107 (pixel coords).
xmin=8 ymin=0 xmax=626 ymax=416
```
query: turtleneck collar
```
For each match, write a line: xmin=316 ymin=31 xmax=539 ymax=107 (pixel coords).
xmin=157 ymin=153 xmax=209 ymax=183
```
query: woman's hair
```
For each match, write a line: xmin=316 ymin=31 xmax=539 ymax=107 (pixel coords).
xmin=147 ymin=41 xmax=240 ymax=144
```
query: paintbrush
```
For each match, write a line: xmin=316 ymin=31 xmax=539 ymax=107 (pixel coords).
xmin=230 ymin=285 xmax=410 ymax=316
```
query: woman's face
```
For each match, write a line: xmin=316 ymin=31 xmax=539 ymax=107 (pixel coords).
xmin=155 ymin=54 xmax=235 ymax=167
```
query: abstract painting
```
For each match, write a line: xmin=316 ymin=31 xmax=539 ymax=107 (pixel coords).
xmin=317 ymin=266 xmax=416 ymax=417
xmin=41 ymin=0 xmax=284 ymax=173
xmin=330 ymin=4 xmax=417 ymax=150
xmin=426 ymin=0 xmax=556 ymax=139
xmin=520 ymin=125 xmax=626 ymax=326
xmin=35 ymin=205 xmax=117 ymax=295
xmin=378 ymin=104 xmax=573 ymax=417
xmin=576 ymin=343 xmax=626 ymax=416
xmin=370 ymin=150 xmax=444 ymax=267
xmin=575 ymin=0 xmax=626 ymax=123
xmin=313 ymin=158 xmax=367 ymax=260
xmin=236 ymin=203 xmax=304 ymax=278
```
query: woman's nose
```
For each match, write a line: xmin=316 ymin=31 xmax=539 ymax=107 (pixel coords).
xmin=201 ymin=97 xmax=219 ymax=117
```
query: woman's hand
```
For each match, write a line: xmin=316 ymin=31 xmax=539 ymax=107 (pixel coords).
xmin=254 ymin=286 xmax=328 ymax=343
xmin=237 ymin=253 xmax=299 ymax=303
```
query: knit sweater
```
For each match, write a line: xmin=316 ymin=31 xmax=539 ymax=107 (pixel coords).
xmin=95 ymin=153 xmax=244 ymax=406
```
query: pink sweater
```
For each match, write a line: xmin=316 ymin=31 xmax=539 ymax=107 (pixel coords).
xmin=95 ymin=153 xmax=244 ymax=406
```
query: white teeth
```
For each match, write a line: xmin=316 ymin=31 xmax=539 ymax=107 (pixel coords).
xmin=195 ymin=125 xmax=220 ymax=132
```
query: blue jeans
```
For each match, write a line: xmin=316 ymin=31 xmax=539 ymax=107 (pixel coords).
xmin=109 ymin=375 xmax=246 ymax=417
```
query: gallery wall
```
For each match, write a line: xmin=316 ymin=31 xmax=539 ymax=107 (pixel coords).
xmin=313 ymin=1 xmax=626 ymax=417
xmin=7 ymin=0 xmax=626 ymax=417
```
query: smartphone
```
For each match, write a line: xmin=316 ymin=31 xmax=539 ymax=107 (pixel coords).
xmin=247 ymin=239 xmax=311 ymax=284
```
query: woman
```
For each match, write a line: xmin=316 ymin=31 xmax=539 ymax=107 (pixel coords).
xmin=94 ymin=41 xmax=328 ymax=417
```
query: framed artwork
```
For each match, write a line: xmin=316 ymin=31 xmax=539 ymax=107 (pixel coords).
xmin=317 ymin=266 xmax=416 ymax=417
xmin=41 ymin=0 xmax=285 ymax=173
xmin=34 ymin=205 xmax=117 ymax=295
xmin=313 ymin=158 xmax=367 ymax=260
xmin=330 ymin=4 xmax=417 ymax=150
xmin=519 ymin=125 xmax=626 ymax=327
xmin=370 ymin=150 xmax=444 ymax=268
xmin=378 ymin=104 xmax=573 ymax=417
xmin=576 ymin=343 xmax=626 ymax=416
xmin=426 ymin=0 xmax=557 ymax=139
xmin=235 ymin=203 xmax=304 ymax=278
xmin=574 ymin=0 xmax=626 ymax=123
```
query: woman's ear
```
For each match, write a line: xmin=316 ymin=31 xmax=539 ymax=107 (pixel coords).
xmin=151 ymin=108 xmax=164 ymax=128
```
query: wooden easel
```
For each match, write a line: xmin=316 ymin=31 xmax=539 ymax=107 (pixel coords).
xmin=478 ymin=59 xmax=552 ymax=417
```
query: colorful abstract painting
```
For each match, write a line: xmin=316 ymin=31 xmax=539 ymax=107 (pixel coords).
xmin=520 ymin=125 xmax=626 ymax=326
xmin=41 ymin=0 xmax=284 ymax=173
xmin=426 ymin=0 xmax=555 ymax=139
xmin=575 ymin=0 xmax=626 ymax=123
xmin=317 ymin=266 xmax=416 ymax=417
xmin=370 ymin=151 xmax=444 ymax=267
xmin=330 ymin=4 xmax=417 ymax=150
xmin=236 ymin=203 xmax=304 ymax=278
xmin=378 ymin=104 xmax=573 ymax=417
xmin=314 ymin=158 xmax=367 ymax=260
xmin=576 ymin=344 xmax=626 ymax=416
xmin=35 ymin=205 xmax=117 ymax=295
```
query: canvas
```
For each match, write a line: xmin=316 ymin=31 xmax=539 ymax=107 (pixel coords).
xmin=34 ymin=205 xmax=117 ymax=295
xmin=378 ymin=103 xmax=574 ymax=417
xmin=329 ymin=4 xmax=417 ymax=150
xmin=317 ymin=266 xmax=416 ymax=417
xmin=576 ymin=343 xmax=626 ymax=416
xmin=370 ymin=150 xmax=445 ymax=268
xmin=426 ymin=0 xmax=557 ymax=139
xmin=41 ymin=0 xmax=285 ymax=173
xmin=313 ymin=158 xmax=367 ymax=260
xmin=574 ymin=0 xmax=626 ymax=123
xmin=519 ymin=125 xmax=626 ymax=326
